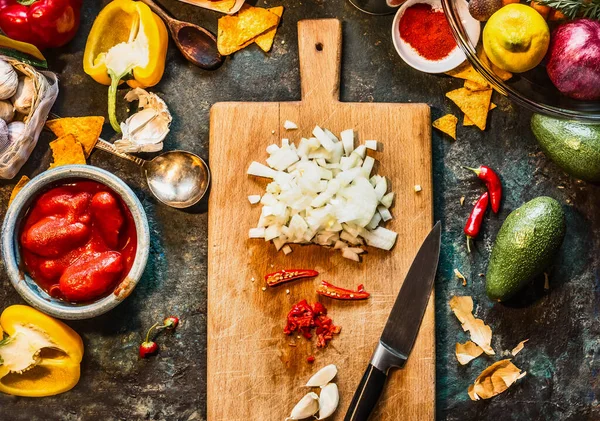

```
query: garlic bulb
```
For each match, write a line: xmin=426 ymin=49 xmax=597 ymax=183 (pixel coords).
xmin=0 ymin=100 xmax=14 ymax=123
xmin=285 ymin=392 xmax=319 ymax=421
xmin=7 ymin=121 xmax=25 ymax=144
xmin=12 ymin=76 xmax=34 ymax=114
xmin=114 ymin=88 xmax=172 ymax=153
xmin=0 ymin=60 xmax=18 ymax=100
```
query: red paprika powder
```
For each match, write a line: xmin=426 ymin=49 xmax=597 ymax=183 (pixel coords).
xmin=399 ymin=3 xmax=458 ymax=61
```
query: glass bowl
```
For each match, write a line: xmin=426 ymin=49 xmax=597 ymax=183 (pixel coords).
xmin=442 ymin=0 xmax=600 ymax=122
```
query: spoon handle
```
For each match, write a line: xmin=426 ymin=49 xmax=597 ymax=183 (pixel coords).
xmin=95 ymin=138 xmax=147 ymax=167
xmin=139 ymin=0 xmax=174 ymax=24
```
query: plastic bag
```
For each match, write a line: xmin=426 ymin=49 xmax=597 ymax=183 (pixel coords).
xmin=0 ymin=56 xmax=58 ymax=179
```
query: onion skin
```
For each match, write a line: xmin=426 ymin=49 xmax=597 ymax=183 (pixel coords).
xmin=546 ymin=19 xmax=600 ymax=101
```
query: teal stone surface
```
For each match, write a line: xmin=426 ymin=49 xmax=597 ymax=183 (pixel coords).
xmin=0 ymin=0 xmax=598 ymax=419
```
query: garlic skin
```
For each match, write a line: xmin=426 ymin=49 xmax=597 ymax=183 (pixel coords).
xmin=306 ymin=364 xmax=338 ymax=387
xmin=0 ymin=100 xmax=14 ymax=123
xmin=12 ymin=76 xmax=34 ymax=114
xmin=0 ymin=118 xmax=9 ymax=154
xmin=7 ymin=121 xmax=25 ymax=144
xmin=114 ymin=88 xmax=172 ymax=153
xmin=318 ymin=383 xmax=339 ymax=420
xmin=0 ymin=59 xmax=18 ymax=100
xmin=286 ymin=392 xmax=319 ymax=421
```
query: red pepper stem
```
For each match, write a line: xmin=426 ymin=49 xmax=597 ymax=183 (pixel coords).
xmin=466 ymin=236 xmax=472 ymax=253
xmin=461 ymin=166 xmax=481 ymax=176
xmin=17 ymin=0 xmax=37 ymax=5
xmin=144 ymin=322 xmax=161 ymax=343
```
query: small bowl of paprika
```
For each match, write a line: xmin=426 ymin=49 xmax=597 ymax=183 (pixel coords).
xmin=1 ymin=165 xmax=150 ymax=320
xmin=392 ymin=0 xmax=480 ymax=73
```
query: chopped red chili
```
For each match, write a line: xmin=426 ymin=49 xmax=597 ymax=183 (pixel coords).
xmin=316 ymin=281 xmax=371 ymax=300
xmin=283 ymin=300 xmax=340 ymax=348
xmin=307 ymin=355 xmax=316 ymax=364
xmin=265 ymin=269 xmax=319 ymax=287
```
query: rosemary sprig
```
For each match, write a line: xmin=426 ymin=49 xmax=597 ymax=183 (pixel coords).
xmin=536 ymin=0 xmax=600 ymax=20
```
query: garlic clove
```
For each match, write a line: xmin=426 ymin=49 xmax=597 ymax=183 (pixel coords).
xmin=11 ymin=76 xmax=34 ymax=115
xmin=0 ymin=59 xmax=18 ymax=100
xmin=286 ymin=392 xmax=319 ymax=421
xmin=318 ymin=383 xmax=339 ymax=420
xmin=306 ymin=364 xmax=337 ymax=387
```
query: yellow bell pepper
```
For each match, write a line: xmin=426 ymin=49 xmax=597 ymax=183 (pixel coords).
xmin=0 ymin=305 xmax=83 ymax=397
xmin=83 ymin=0 xmax=168 ymax=132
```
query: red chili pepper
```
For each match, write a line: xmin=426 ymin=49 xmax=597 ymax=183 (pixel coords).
xmin=464 ymin=192 xmax=489 ymax=253
xmin=463 ymin=165 xmax=502 ymax=213
xmin=306 ymin=355 xmax=315 ymax=364
xmin=265 ymin=269 xmax=318 ymax=287
xmin=0 ymin=0 xmax=82 ymax=49
xmin=316 ymin=281 xmax=371 ymax=300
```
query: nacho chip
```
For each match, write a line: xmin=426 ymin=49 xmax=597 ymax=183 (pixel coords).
xmin=445 ymin=60 xmax=489 ymax=87
xmin=464 ymin=103 xmax=496 ymax=126
xmin=46 ymin=116 xmax=104 ymax=157
xmin=49 ymin=134 xmax=86 ymax=169
xmin=432 ymin=114 xmax=458 ymax=140
xmin=449 ymin=296 xmax=495 ymax=355
xmin=468 ymin=359 xmax=525 ymax=401
xmin=207 ymin=0 xmax=237 ymax=13
xmin=464 ymin=79 xmax=490 ymax=91
xmin=478 ymin=47 xmax=513 ymax=81
xmin=8 ymin=175 xmax=30 ymax=206
xmin=255 ymin=6 xmax=284 ymax=52
xmin=217 ymin=5 xmax=280 ymax=56
xmin=456 ymin=341 xmax=484 ymax=365
xmin=446 ymin=88 xmax=493 ymax=130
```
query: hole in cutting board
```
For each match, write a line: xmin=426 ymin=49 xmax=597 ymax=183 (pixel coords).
xmin=315 ymin=42 xmax=323 ymax=51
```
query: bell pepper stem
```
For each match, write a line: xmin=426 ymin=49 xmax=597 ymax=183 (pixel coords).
xmin=108 ymin=71 xmax=123 ymax=133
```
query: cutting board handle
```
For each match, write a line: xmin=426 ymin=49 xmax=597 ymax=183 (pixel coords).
xmin=298 ymin=19 xmax=342 ymax=105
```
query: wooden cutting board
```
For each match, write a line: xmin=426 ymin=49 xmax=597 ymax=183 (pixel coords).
xmin=208 ymin=19 xmax=434 ymax=421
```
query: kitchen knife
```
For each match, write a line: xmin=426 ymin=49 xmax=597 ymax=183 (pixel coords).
xmin=344 ymin=221 xmax=442 ymax=421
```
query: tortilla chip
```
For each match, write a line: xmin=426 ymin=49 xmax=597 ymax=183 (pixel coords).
xmin=217 ymin=5 xmax=280 ymax=56
xmin=464 ymin=103 xmax=496 ymax=126
xmin=469 ymin=359 xmax=525 ymax=400
xmin=511 ymin=339 xmax=529 ymax=356
xmin=464 ymin=79 xmax=490 ymax=91
xmin=207 ymin=0 xmax=237 ymax=13
xmin=8 ymin=175 xmax=30 ymax=206
xmin=446 ymin=88 xmax=493 ymax=130
xmin=49 ymin=134 xmax=87 ymax=169
xmin=478 ymin=47 xmax=513 ymax=81
xmin=255 ymin=7 xmax=284 ymax=52
xmin=445 ymin=60 xmax=489 ymax=87
xmin=449 ymin=296 xmax=495 ymax=355
xmin=456 ymin=341 xmax=484 ymax=365
xmin=432 ymin=114 xmax=458 ymax=140
xmin=46 ymin=117 xmax=104 ymax=157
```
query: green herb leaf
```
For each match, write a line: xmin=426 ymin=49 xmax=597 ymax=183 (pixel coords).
xmin=537 ymin=0 xmax=600 ymax=20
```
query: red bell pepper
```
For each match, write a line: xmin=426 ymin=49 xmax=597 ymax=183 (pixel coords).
xmin=316 ymin=281 xmax=371 ymax=300
xmin=265 ymin=269 xmax=319 ymax=287
xmin=0 ymin=0 xmax=82 ymax=49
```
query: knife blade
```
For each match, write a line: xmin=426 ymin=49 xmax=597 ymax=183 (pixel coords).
xmin=344 ymin=221 xmax=442 ymax=421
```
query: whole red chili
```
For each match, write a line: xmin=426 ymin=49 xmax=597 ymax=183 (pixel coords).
xmin=399 ymin=3 xmax=457 ymax=61
xmin=464 ymin=192 xmax=489 ymax=253
xmin=0 ymin=0 xmax=82 ymax=49
xmin=316 ymin=281 xmax=371 ymax=300
xmin=463 ymin=166 xmax=502 ymax=213
xmin=265 ymin=269 xmax=319 ymax=287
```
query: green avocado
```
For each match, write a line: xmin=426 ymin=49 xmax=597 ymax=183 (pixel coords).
xmin=531 ymin=114 xmax=600 ymax=183
xmin=486 ymin=197 xmax=565 ymax=302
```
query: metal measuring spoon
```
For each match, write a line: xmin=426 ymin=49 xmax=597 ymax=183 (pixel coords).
xmin=141 ymin=0 xmax=224 ymax=70
xmin=95 ymin=138 xmax=210 ymax=209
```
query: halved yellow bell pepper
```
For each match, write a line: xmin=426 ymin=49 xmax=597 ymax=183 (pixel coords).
xmin=83 ymin=0 xmax=168 ymax=132
xmin=0 ymin=305 xmax=83 ymax=397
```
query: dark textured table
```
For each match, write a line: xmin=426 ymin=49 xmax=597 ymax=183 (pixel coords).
xmin=0 ymin=1 xmax=598 ymax=420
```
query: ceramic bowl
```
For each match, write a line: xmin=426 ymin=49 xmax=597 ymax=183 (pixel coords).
xmin=392 ymin=0 xmax=480 ymax=73
xmin=1 ymin=165 xmax=150 ymax=320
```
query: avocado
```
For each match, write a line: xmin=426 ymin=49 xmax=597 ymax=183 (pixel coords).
xmin=486 ymin=197 xmax=566 ymax=302
xmin=531 ymin=114 xmax=600 ymax=183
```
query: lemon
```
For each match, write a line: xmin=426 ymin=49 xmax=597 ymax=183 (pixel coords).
xmin=483 ymin=4 xmax=550 ymax=73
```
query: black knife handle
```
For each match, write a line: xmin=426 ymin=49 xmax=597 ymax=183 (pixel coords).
xmin=344 ymin=363 xmax=388 ymax=421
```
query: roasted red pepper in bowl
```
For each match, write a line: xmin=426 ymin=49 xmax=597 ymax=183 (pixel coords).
xmin=0 ymin=0 xmax=82 ymax=49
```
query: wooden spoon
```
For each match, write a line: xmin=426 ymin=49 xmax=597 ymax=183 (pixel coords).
xmin=141 ymin=0 xmax=224 ymax=70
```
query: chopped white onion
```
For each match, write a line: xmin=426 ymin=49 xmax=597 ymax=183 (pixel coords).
xmin=247 ymin=125 xmax=397 ymax=257
xmin=284 ymin=120 xmax=298 ymax=130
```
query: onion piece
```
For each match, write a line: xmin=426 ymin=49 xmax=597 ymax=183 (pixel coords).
xmin=249 ymin=227 xmax=265 ymax=238
xmin=341 ymin=129 xmax=354 ymax=156
xmin=365 ymin=140 xmax=378 ymax=151
xmin=248 ymin=161 xmax=277 ymax=178
xmin=284 ymin=120 xmax=298 ymax=130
